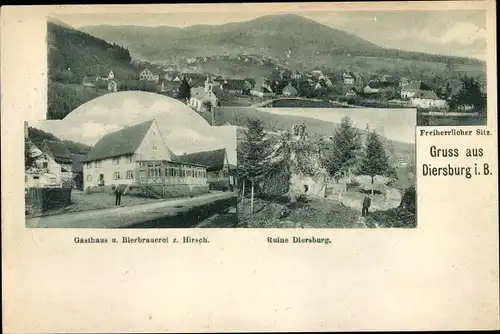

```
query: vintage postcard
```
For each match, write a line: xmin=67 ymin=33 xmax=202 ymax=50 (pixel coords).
xmin=2 ymin=2 xmax=499 ymax=332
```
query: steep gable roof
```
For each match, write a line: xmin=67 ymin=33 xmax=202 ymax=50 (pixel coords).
xmin=413 ymin=90 xmax=440 ymax=100
xmin=402 ymin=81 xmax=423 ymax=92
xmin=84 ymin=120 xmax=155 ymax=162
xmin=174 ymin=148 xmax=227 ymax=172
xmin=283 ymin=83 xmax=298 ymax=94
xmin=191 ymin=86 xmax=205 ymax=99
xmin=42 ymin=140 xmax=72 ymax=160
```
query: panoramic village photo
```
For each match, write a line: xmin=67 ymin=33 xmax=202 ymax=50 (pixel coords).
xmin=25 ymin=8 xmax=487 ymax=228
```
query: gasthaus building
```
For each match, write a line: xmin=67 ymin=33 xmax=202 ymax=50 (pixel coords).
xmin=82 ymin=119 xmax=216 ymax=198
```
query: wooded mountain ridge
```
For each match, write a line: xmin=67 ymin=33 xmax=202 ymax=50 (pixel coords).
xmin=80 ymin=14 xmax=484 ymax=68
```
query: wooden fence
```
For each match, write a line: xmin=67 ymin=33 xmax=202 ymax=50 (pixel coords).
xmin=25 ymin=187 xmax=72 ymax=215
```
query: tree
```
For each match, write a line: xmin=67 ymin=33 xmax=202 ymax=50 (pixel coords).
xmin=202 ymin=100 xmax=213 ymax=112
xmin=357 ymin=131 xmax=390 ymax=196
xmin=238 ymin=117 xmax=271 ymax=214
xmin=25 ymin=140 xmax=40 ymax=171
xmin=177 ymin=77 xmax=191 ymax=102
xmin=450 ymin=76 xmax=486 ymax=112
xmin=324 ymin=116 xmax=361 ymax=182
xmin=400 ymin=185 xmax=416 ymax=211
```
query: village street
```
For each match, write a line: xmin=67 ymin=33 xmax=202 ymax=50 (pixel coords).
xmin=26 ymin=191 xmax=237 ymax=228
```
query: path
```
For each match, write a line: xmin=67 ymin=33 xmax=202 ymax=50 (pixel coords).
xmin=26 ymin=192 xmax=237 ymax=228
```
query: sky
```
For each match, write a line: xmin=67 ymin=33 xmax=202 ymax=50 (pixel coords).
xmin=57 ymin=9 xmax=487 ymax=60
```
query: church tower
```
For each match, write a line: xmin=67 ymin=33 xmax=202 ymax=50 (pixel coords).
xmin=205 ymin=75 xmax=214 ymax=94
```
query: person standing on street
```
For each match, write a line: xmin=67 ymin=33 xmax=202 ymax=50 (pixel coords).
xmin=115 ymin=187 xmax=122 ymax=206
xmin=362 ymin=194 xmax=371 ymax=216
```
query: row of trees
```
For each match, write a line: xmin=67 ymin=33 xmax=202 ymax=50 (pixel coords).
xmin=238 ymin=116 xmax=396 ymax=213
xmin=323 ymin=117 xmax=396 ymax=195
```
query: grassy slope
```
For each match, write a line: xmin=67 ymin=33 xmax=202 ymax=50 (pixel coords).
xmin=238 ymin=197 xmax=359 ymax=228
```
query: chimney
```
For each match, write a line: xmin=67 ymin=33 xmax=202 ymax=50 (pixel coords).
xmin=24 ymin=121 xmax=28 ymax=139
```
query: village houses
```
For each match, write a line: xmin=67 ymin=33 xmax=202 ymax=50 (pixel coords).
xmin=343 ymin=72 xmax=364 ymax=86
xmin=42 ymin=140 xmax=74 ymax=184
xmin=410 ymin=90 xmax=448 ymax=109
xmin=250 ymin=79 xmax=276 ymax=98
xmin=83 ymin=70 xmax=116 ymax=91
xmin=282 ymin=82 xmax=298 ymax=97
xmin=400 ymin=81 xmax=425 ymax=99
xmin=177 ymin=148 xmax=235 ymax=191
xmin=221 ymin=79 xmax=252 ymax=94
xmin=139 ymin=68 xmax=160 ymax=83
xmin=25 ymin=141 xmax=63 ymax=188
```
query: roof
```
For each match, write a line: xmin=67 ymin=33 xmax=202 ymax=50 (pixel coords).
xmin=254 ymin=85 xmax=273 ymax=93
xmin=413 ymin=90 xmax=440 ymax=100
xmin=223 ymin=79 xmax=246 ymax=91
xmin=174 ymin=148 xmax=227 ymax=172
xmin=70 ymin=153 xmax=86 ymax=173
xmin=42 ymin=140 xmax=72 ymax=160
xmin=84 ymin=120 xmax=155 ymax=162
xmin=283 ymin=83 xmax=298 ymax=94
xmin=191 ymin=86 xmax=205 ymax=99
xmin=402 ymin=81 xmax=423 ymax=92
xmin=345 ymin=72 xmax=362 ymax=79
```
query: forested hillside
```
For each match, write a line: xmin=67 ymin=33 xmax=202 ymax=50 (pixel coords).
xmin=48 ymin=19 xmax=136 ymax=81
xmin=47 ymin=19 xmax=137 ymax=119
xmin=28 ymin=126 xmax=92 ymax=156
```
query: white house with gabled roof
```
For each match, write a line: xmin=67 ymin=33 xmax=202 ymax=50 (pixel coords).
xmin=82 ymin=119 xmax=212 ymax=196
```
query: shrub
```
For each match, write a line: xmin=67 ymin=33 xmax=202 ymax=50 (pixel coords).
xmin=400 ymin=185 xmax=416 ymax=211
xmin=366 ymin=207 xmax=416 ymax=228
xmin=296 ymin=194 xmax=308 ymax=203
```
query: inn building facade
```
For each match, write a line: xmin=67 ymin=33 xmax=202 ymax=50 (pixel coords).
xmin=83 ymin=119 xmax=214 ymax=197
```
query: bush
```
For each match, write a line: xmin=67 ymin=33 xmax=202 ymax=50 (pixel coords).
xmin=296 ymin=194 xmax=308 ymax=203
xmin=400 ymin=185 xmax=416 ymax=211
xmin=366 ymin=207 xmax=416 ymax=228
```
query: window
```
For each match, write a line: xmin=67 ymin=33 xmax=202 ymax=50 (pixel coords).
xmin=113 ymin=157 xmax=120 ymax=165
xmin=42 ymin=162 xmax=48 ymax=169
xmin=113 ymin=172 xmax=121 ymax=180
xmin=213 ymin=172 xmax=220 ymax=178
xmin=147 ymin=162 xmax=154 ymax=168
xmin=223 ymin=170 xmax=229 ymax=177
xmin=86 ymin=175 xmax=92 ymax=182
xmin=153 ymin=145 xmax=158 ymax=151
xmin=25 ymin=175 xmax=28 ymax=182
xmin=148 ymin=168 xmax=161 ymax=177
xmin=152 ymin=131 xmax=156 ymax=136
xmin=95 ymin=160 xmax=101 ymax=167
xmin=126 ymin=155 xmax=134 ymax=164
xmin=126 ymin=170 xmax=134 ymax=179
xmin=87 ymin=162 xmax=92 ymax=169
